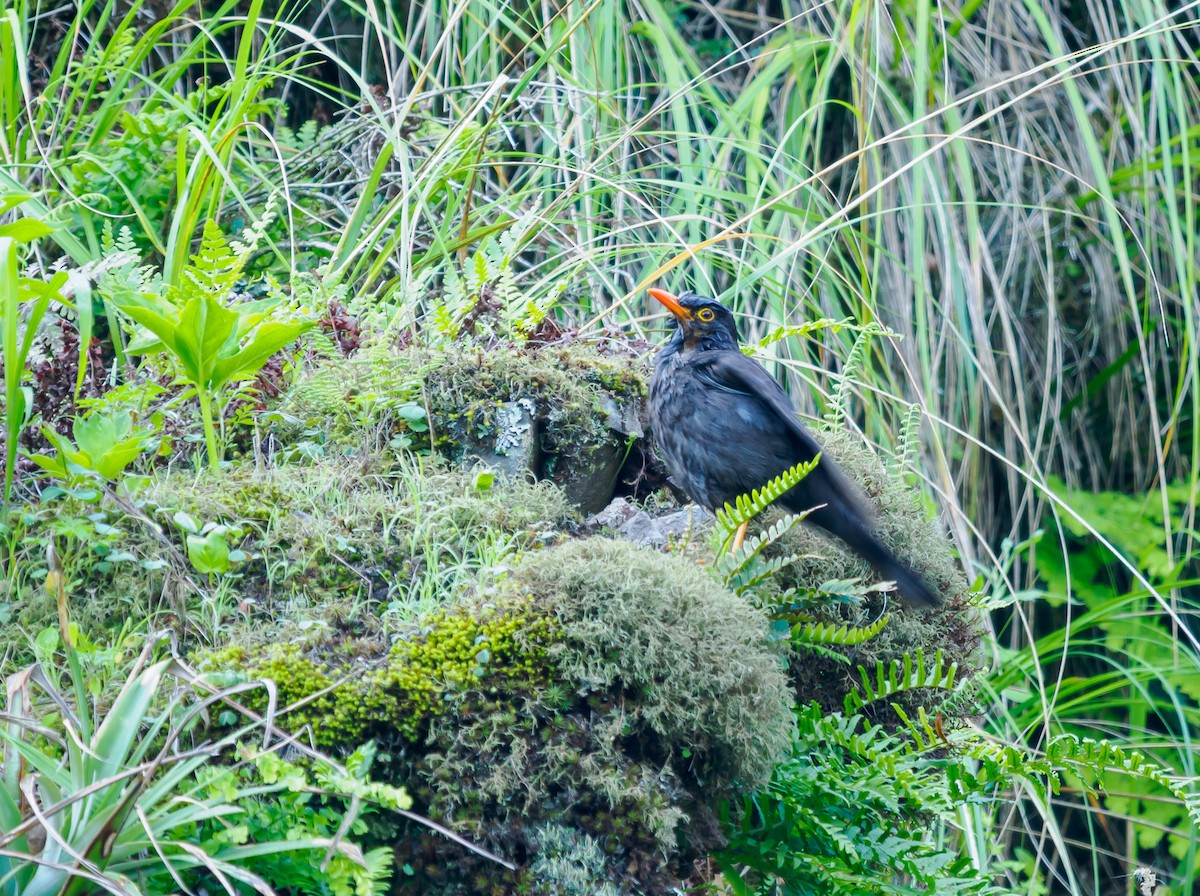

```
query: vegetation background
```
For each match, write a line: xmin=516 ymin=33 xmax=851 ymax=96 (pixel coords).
xmin=0 ymin=0 xmax=1197 ymax=893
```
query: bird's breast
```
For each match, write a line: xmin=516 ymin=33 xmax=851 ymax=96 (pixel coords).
xmin=649 ymin=354 xmax=799 ymax=511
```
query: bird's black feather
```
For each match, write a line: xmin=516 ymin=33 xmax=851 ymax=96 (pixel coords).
xmin=647 ymin=291 xmax=941 ymax=608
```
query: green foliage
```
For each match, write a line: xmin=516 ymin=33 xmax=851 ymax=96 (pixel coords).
xmin=103 ymin=220 xmax=312 ymax=469
xmin=716 ymin=705 xmax=1014 ymax=896
xmin=0 ymin=634 xmax=395 ymax=896
xmin=182 ymin=742 xmax=404 ymax=896
xmin=31 ymin=408 xmax=154 ymax=482
xmin=711 ymin=457 xmax=821 ymax=550
xmin=1038 ymin=475 xmax=1194 ymax=598
xmin=1 ymin=0 xmax=1195 ymax=888
xmin=0 ymin=193 xmax=66 ymax=512
xmin=845 ymin=648 xmax=961 ymax=715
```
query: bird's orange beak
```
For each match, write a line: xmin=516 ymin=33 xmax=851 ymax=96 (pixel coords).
xmin=647 ymin=287 xmax=691 ymax=321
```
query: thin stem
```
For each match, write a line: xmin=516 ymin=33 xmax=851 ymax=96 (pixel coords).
xmin=196 ymin=386 xmax=220 ymax=471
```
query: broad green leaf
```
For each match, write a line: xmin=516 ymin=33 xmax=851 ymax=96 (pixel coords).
xmin=187 ymin=530 xmax=231 ymax=575
xmin=177 ymin=292 xmax=239 ymax=385
xmin=209 ymin=318 xmax=310 ymax=388
xmin=173 ymin=511 xmax=199 ymax=534
xmin=113 ymin=299 xmax=183 ymax=357
xmin=0 ymin=191 xmax=32 ymax=216
xmin=73 ymin=410 xmax=134 ymax=460
xmin=0 ymin=218 xmax=53 ymax=242
xmin=91 ymin=439 xmax=150 ymax=480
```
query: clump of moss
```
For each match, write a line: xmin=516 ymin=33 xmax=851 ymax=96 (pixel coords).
xmin=426 ymin=342 xmax=646 ymax=454
xmin=201 ymin=594 xmax=558 ymax=749
xmin=406 ymin=538 xmax=793 ymax=894
xmin=516 ymin=537 xmax=794 ymax=790
xmin=205 ymin=643 xmax=378 ymax=747
xmin=376 ymin=595 xmax=559 ymax=740
xmin=758 ymin=429 xmax=984 ymax=724
xmin=109 ymin=454 xmax=575 ymax=641
xmin=281 ymin=341 xmax=651 ymax=511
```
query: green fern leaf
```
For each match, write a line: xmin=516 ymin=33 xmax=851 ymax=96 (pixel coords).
xmin=844 ymin=648 xmax=960 ymax=714
xmin=792 ymin=614 xmax=889 ymax=648
xmin=713 ymin=456 xmax=820 ymax=539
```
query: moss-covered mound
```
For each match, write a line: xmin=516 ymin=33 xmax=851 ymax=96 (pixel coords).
xmin=204 ymin=538 xmax=792 ymax=894
xmin=3 ymin=456 xmax=576 ymax=652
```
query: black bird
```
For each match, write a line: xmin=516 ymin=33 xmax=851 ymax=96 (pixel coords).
xmin=646 ymin=287 xmax=941 ymax=608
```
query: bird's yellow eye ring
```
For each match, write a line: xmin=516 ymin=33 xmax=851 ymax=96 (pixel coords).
xmin=696 ymin=308 xmax=715 ymax=323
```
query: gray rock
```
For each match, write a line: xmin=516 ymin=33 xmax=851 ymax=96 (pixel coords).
xmin=618 ymin=505 xmax=710 ymax=548
xmin=587 ymin=497 xmax=639 ymax=529
xmin=463 ymin=398 xmax=538 ymax=479
xmin=597 ymin=394 xmax=643 ymax=438
xmin=554 ymin=439 xmax=631 ymax=515
xmin=550 ymin=395 xmax=645 ymax=514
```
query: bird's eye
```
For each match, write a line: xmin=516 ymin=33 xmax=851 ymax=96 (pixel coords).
xmin=696 ymin=308 xmax=715 ymax=322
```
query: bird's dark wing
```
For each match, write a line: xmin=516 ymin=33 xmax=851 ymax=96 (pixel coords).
xmin=694 ymin=350 xmax=876 ymax=525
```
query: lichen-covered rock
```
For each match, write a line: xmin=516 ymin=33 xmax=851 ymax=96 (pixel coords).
xmin=460 ymin=397 xmax=538 ymax=477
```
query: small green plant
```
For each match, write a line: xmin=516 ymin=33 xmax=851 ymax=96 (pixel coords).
xmin=172 ymin=510 xmax=248 ymax=576
xmin=709 ymin=457 xmax=891 ymax=653
xmin=716 ymin=704 xmax=1015 ymax=896
xmin=102 ymin=221 xmax=311 ymax=470
xmin=0 ymin=631 xmax=409 ymax=896
xmin=31 ymin=407 xmax=154 ymax=483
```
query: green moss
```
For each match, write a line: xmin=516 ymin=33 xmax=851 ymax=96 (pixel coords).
xmin=200 ymin=595 xmax=558 ymax=749
xmin=99 ymin=454 xmax=576 ymax=645
xmin=376 ymin=596 xmax=559 ymax=741
xmin=201 ymin=535 xmax=793 ymax=895
xmin=513 ymin=537 xmax=794 ymax=792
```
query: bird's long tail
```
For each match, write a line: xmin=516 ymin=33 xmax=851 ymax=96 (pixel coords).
xmin=811 ymin=509 xmax=942 ymax=608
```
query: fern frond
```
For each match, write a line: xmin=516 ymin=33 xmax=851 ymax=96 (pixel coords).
xmin=713 ymin=457 xmax=819 ymax=540
xmin=182 ymin=220 xmax=244 ymax=302
xmin=844 ymin=648 xmax=959 ymax=714
xmin=892 ymin=401 xmax=923 ymax=474
xmin=792 ymin=614 xmax=889 ymax=648
xmin=1046 ymin=735 xmax=1200 ymax=828
xmin=230 ymin=194 xmax=278 ymax=261
xmin=748 ymin=318 xmax=850 ymax=354
xmin=891 ymin=705 xmax=944 ymax=752
xmin=713 ymin=512 xmax=809 ymax=593
xmin=794 ymin=704 xmax=913 ymax=779
xmin=824 ymin=328 xmax=872 ymax=425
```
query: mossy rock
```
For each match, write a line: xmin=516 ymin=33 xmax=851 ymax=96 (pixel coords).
xmin=3 ymin=454 xmax=577 ymax=656
xmin=281 ymin=341 xmax=650 ymax=512
xmin=202 ymin=537 xmax=792 ymax=895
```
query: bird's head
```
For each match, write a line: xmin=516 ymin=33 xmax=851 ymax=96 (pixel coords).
xmin=647 ymin=287 xmax=740 ymax=352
